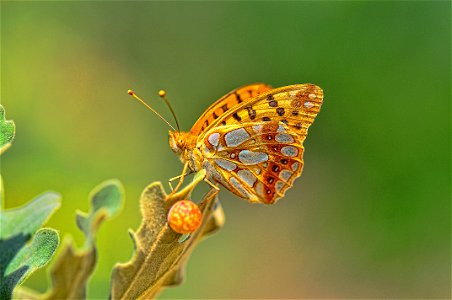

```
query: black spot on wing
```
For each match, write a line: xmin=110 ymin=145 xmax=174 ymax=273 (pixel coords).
xmin=246 ymin=106 xmax=256 ymax=120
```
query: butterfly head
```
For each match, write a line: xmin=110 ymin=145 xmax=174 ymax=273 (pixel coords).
xmin=169 ymin=130 xmax=201 ymax=171
xmin=168 ymin=130 xmax=186 ymax=155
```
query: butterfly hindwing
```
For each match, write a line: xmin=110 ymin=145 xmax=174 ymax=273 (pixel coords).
xmin=200 ymin=121 xmax=305 ymax=204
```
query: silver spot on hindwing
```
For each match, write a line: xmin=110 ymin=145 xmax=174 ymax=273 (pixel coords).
xmin=214 ymin=158 xmax=237 ymax=171
xmin=256 ymin=182 xmax=265 ymax=198
xmin=253 ymin=124 xmax=263 ymax=133
xmin=277 ymin=124 xmax=285 ymax=133
xmin=275 ymin=133 xmax=294 ymax=143
xmin=279 ymin=170 xmax=292 ymax=181
xmin=208 ymin=133 xmax=220 ymax=147
xmin=275 ymin=181 xmax=284 ymax=193
xmin=230 ymin=177 xmax=250 ymax=198
xmin=304 ymin=101 xmax=314 ymax=109
xmin=238 ymin=150 xmax=269 ymax=165
xmin=292 ymin=162 xmax=299 ymax=171
xmin=224 ymin=128 xmax=250 ymax=147
xmin=237 ymin=169 xmax=256 ymax=187
xmin=281 ymin=146 xmax=298 ymax=157
xmin=204 ymin=161 xmax=227 ymax=185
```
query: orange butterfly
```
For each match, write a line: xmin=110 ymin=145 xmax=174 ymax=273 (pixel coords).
xmin=129 ymin=83 xmax=324 ymax=204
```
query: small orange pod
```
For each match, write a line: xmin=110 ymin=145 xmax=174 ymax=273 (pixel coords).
xmin=167 ymin=200 xmax=202 ymax=234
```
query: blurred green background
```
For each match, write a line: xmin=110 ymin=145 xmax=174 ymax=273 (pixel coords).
xmin=1 ymin=1 xmax=450 ymax=299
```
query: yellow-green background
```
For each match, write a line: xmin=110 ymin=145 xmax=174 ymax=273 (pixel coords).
xmin=1 ymin=1 xmax=450 ymax=299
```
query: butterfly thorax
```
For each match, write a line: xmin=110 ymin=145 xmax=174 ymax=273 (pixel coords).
xmin=168 ymin=131 xmax=203 ymax=172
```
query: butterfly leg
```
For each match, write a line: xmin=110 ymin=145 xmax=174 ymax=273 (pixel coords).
xmin=168 ymin=175 xmax=182 ymax=191
xmin=168 ymin=161 xmax=190 ymax=193
xmin=168 ymin=167 xmax=193 ymax=191
xmin=167 ymin=169 xmax=207 ymax=203
xmin=204 ymin=178 xmax=220 ymax=195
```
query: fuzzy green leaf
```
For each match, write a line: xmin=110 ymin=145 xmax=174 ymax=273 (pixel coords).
xmin=43 ymin=180 xmax=124 ymax=300
xmin=1 ymin=229 xmax=59 ymax=300
xmin=0 ymin=104 xmax=15 ymax=155
xmin=0 ymin=189 xmax=60 ymax=300
xmin=110 ymin=172 xmax=224 ymax=299
xmin=76 ymin=179 xmax=123 ymax=246
xmin=0 ymin=192 xmax=61 ymax=239
xmin=0 ymin=234 xmax=29 ymax=300
xmin=6 ymin=229 xmax=59 ymax=283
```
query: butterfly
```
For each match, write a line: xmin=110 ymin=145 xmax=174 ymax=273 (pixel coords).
xmin=130 ymin=83 xmax=324 ymax=204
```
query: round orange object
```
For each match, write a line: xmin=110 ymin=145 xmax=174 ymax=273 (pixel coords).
xmin=167 ymin=200 xmax=202 ymax=234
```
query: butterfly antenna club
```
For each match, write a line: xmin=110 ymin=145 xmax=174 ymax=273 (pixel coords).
xmin=127 ymin=89 xmax=176 ymax=131
xmin=159 ymin=90 xmax=181 ymax=132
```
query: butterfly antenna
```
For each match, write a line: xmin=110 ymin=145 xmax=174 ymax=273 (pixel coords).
xmin=127 ymin=90 xmax=176 ymax=131
xmin=158 ymin=90 xmax=181 ymax=132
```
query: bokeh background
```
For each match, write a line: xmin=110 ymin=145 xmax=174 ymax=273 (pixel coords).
xmin=1 ymin=1 xmax=450 ymax=299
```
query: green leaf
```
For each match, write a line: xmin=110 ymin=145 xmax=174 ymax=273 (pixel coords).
xmin=0 ymin=187 xmax=60 ymax=300
xmin=0 ymin=234 xmax=29 ymax=300
xmin=1 ymin=229 xmax=59 ymax=300
xmin=76 ymin=179 xmax=123 ymax=246
xmin=110 ymin=171 xmax=224 ymax=299
xmin=43 ymin=180 xmax=124 ymax=300
xmin=0 ymin=104 xmax=15 ymax=155
xmin=6 ymin=229 xmax=59 ymax=284
xmin=0 ymin=192 xmax=61 ymax=239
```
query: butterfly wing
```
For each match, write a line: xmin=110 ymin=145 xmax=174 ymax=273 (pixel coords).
xmin=190 ymin=83 xmax=272 ymax=135
xmin=198 ymin=84 xmax=324 ymax=204
xmin=202 ymin=84 xmax=323 ymax=142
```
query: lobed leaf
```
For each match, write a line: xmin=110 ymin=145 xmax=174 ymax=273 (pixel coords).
xmin=0 ymin=234 xmax=29 ymax=300
xmin=1 ymin=229 xmax=59 ymax=300
xmin=0 ymin=191 xmax=61 ymax=300
xmin=6 ymin=229 xmax=59 ymax=285
xmin=110 ymin=170 xmax=224 ymax=299
xmin=76 ymin=179 xmax=123 ymax=246
xmin=0 ymin=104 xmax=15 ymax=155
xmin=43 ymin=179 xmax=124 ymax=300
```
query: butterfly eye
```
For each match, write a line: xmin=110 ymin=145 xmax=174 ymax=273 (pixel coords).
xmin=167 ymin=200 xmax=202 ymax=234
xmin=168 ymin=133 xmax=180 ymax=154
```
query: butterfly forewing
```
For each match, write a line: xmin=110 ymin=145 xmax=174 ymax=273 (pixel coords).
xmin=190 ymin=83 xmax=272 ymax=135
xmin=203 ymin=84 xmax=323 ymax=139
